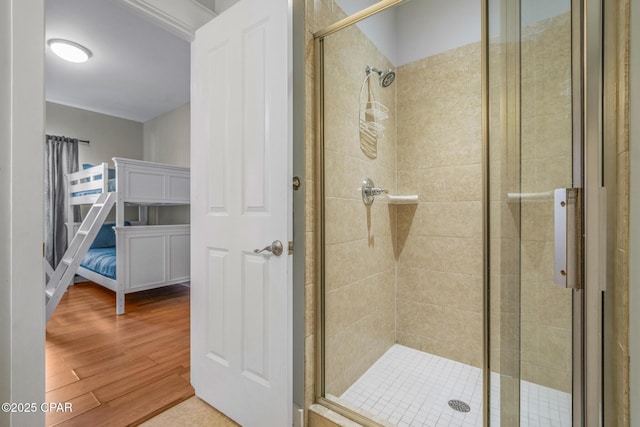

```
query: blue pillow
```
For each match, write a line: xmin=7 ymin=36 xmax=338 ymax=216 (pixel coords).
xmin=90 ymin=221 xmax=130 ymax=249
xmin=82 ymin=163 xmax=115 ymax=179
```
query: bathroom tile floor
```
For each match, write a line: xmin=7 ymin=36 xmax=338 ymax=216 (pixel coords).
xmin=338 ymin=344 xmax=571 ymax=427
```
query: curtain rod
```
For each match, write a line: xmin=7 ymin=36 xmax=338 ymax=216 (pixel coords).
xmin=45 ymin=134 xmax=90 ymax=144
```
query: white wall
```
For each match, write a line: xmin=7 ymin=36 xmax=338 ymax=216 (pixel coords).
xmin=143 ymin=103 xmax=190 ymax=224
xmin=0 ymin=1 xmax=10 ymax=419
xmin=630 ymin=0 xmax=640 ymax=424
xmin=46 ymin=102 xmax=143 ymax=168
xmin=1 ymin=1 xmax=46 ymax=425
xmin=46 ymin=102 xmax=143 ymax=221
xmin=143 ymin=102 xmax=190 ymax=167
xmin=333 ymin=0 xmax=480 ymax=66
xmin=521 ymin=0 xmax=570 ymax=27
xmin=396 ymin=0 xmax=569 ymax=66
xmin=335 ymin=0 xmax=479 ymax=66
xmin=213 ymin=0 xmax=239 ymax=14
xmin=396 ymin=0 xmax=480 ymax=65
xmin=335 ymin=0 xmax=398 ymax=65
xmin=332 ymin=0 xmax=571 ymax=67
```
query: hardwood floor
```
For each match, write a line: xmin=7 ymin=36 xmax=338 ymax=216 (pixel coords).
xmin=46 ymin=282 xmax=194 ymax=426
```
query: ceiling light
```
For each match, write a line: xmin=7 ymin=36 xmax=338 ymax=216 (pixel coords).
xmin=47 ymin=39 xmax=92 ymax=63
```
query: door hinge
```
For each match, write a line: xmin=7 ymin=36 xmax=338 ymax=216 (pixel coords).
xmin=292 ymin=176 xmax=301 ymax=191
xmin=288 ymin=240 xmax=293 ymax=255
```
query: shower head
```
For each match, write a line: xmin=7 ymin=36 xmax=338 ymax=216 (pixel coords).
xmin=366 ymin=65 xmax=396 ymax=87
xmin=380 ymin=69 xmax=396 ymax=87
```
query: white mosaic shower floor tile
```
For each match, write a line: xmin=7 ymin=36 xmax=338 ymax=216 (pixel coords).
xmin=337 ymin=344 xmax=571 ymax=427
xmin=518 ymin=380 xmax=572 ymax=427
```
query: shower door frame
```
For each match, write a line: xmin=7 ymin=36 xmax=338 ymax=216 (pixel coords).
xmin=313 ymin=1 xmax=489 ymax=425
xmin=484 ymin=0 xmax=607 ymax=422
xmin=580 ymin=0 xmax=607 ymax=423
xmin=313 ymin=2 xmax=424 ymax=426
xmin=312 ymin=0 xmax=607 ymax=425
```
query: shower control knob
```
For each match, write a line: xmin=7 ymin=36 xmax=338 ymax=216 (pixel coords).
xmin=362 ymin=178 xmax=388 ymax=205
xmin=368 ymin=187 xmax=388 ymax=196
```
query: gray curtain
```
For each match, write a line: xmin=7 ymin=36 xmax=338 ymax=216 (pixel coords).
xmin=44 ymin=135 xmax=79 ymax=268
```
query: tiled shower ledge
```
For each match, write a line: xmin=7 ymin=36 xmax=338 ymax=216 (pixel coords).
xmin=328 ymin=344 xmax=571 ymax=427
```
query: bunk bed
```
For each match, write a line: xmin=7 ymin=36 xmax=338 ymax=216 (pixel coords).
xmin=46 ymin=158 xmax=190 ymax=320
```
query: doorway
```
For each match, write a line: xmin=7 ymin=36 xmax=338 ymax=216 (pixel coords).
xmin=43 ymin=0 xmax=195 ymax=424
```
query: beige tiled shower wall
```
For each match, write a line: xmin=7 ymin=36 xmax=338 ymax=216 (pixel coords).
xmin=321 ymin=17 xmax=397 ymax=397
xmin=395 ymin=43 xmax=484 ymax=368
xmin=303 ymin=0 xmax=358 ymax=420
xmin=519 ymin=12 xmax=573 ymax=393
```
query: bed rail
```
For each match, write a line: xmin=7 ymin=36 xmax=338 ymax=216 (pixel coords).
xmin=113 ymin=158 xmax=190 ymax=205
xmin=67 ymin=162 xmax=110 ymax=205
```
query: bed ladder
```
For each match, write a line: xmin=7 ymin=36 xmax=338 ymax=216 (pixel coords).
xmin=45 ymin=192 xmax=117 ymax=322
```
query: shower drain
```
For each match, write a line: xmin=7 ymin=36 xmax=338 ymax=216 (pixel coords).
xmin=448 ymin=399 xmax=471 ymax=413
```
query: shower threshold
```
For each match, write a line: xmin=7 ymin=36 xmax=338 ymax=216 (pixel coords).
xmin=329 ymin=344 xmax=571 ymax=427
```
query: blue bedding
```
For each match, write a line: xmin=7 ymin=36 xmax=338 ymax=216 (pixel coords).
xmin=80 ymin=247 xmax=116 ymax=279
xmin=71 ymin=178 xmax=116 ymax=197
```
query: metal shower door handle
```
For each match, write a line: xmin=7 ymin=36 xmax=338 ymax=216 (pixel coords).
xmin=554 ymin=188 xmax=583 ymax=289
xmin=254 ymin=240 xmax=284 ymax=256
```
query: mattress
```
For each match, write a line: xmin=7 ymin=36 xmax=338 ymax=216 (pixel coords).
xmin=80 ymin=247 xmax=116 ymax=279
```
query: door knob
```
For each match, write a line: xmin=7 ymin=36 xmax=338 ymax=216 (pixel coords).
xmin=254 ymin=240 xmax=284 ymax=256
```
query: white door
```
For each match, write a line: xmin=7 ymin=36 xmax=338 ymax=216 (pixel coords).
xmin=190 ymin=0 xmax=292 ymax=425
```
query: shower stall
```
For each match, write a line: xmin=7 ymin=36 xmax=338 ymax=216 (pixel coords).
xmin=313 ymin=0 xmax=596 ymax=425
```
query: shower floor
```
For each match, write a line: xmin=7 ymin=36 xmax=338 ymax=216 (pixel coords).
xmin=336 ymin=344 xmax=571 ymax=427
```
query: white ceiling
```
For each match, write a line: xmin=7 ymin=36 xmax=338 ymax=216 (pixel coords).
xmin=45 ymin=0 xmax=193 ymax=123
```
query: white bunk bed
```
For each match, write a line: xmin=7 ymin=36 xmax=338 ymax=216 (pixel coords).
xmin=53 ymin=157 xmax=190 ymax=317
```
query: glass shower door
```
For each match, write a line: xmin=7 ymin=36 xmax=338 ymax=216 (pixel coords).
xmin=488 ymin=0 xmax=582 ymax=425
xmin=518 ymin=0 xmax=578 ymax=425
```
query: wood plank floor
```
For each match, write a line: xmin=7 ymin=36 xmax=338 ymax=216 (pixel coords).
xmin=46 ymin=282 xmax=194 ymax=427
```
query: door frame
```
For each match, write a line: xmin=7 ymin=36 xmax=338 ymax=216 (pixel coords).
xmin=602 ymin=0 xmax=626 ymax=424
xmin=1 ymin=1 xmax=46 ymax=426
xmin=1 ymin=1 xmax=305 ymax=426
xmin=626 ymin=0 xmax=639 ymax=424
